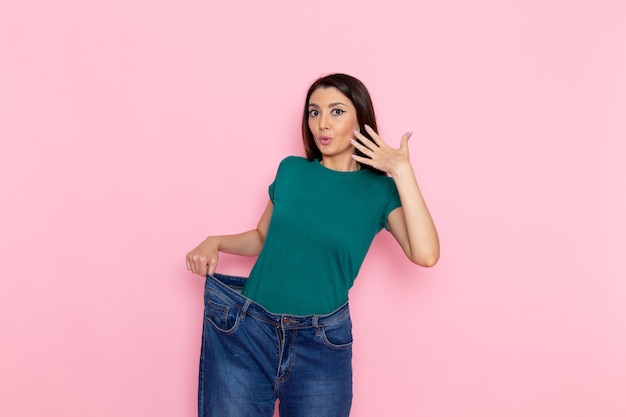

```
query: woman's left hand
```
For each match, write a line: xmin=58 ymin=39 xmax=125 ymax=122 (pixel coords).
xmin=353 ymin=125 xmax=440 ymax=267
xmin=351 ymin=125 xmax=413 ymax=176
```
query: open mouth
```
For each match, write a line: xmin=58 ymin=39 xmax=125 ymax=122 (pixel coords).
xmin=319 ymin=136 xmax=332 ymax=146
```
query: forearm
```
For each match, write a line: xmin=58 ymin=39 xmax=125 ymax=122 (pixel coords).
xmin=214 ymin=229 xmax=265 ymax=257
xmin=186 ymin=229 xmax=264 ymax=276
xmin=390 ymin=162 xmax=440 ymax=266
xmin=187 ymin=200 xmax=273 ymax=276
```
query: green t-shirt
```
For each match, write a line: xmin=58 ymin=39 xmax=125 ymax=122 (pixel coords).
xmin=242 ymin=156 xmax=402 ymax=315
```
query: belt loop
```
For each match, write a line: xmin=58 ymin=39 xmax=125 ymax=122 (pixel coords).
xmin=312 ymin=315 xmax=321 ymax=337
xmin=240 ymin=299 xmax=251 ymax=321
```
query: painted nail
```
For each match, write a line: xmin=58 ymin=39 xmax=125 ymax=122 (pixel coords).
xmin=408 ymin=131 xmax=413 ymax=138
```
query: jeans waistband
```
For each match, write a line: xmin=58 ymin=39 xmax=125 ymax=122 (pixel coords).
xmin=205 ymin=273 xmax=350 ymax=329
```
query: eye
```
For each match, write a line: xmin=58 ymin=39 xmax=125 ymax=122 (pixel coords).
xmin=308 ymin=109 xmax=319 ymax=117
xmin=331 ymin=108 xmax=345 ymax=116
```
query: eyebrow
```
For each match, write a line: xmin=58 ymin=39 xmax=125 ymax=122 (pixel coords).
xmin=308 ymin=102 xmax=348 ymax=108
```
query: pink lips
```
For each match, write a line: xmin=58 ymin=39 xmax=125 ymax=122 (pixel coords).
xmin=319 ymin=135 xmax=332 ymax=146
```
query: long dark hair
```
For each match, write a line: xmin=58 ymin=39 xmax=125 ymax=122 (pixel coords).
xmin=301 ymin=73 xmax=385 ymax=175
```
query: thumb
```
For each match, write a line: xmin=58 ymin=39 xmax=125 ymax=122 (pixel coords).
xmin=400 ymin=131 xmax=412 ymax=149
xmin=207 ymin=257 xmax=218 ymax=277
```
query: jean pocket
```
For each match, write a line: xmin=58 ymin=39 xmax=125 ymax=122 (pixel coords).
xmin=320 ymin=319 xmax=353 ymax=350
xmin=204 ymin=298 xmax=240 ymax=333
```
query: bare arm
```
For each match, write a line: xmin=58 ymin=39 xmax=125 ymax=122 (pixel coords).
xmin=385 ymin=170 xmax=440 ymax=267
xmin=352 ymin=126 xmax=440 ymax=267
xmin=186 ymin=200 xmax=273 ymax=276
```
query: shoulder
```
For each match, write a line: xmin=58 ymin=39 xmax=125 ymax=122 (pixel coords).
xmin=276 ymin=155 xmax=312 ymax=172
xmin=361 ymin=172 xmax=400 ymax=205
xmin=279 ymin=155 xmax=308 ymax=166
xmin=361 ymin=169 xmax=396 ymax=187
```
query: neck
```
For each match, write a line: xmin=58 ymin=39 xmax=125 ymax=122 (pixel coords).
xmin=320 ymin=155 xmax=360 ymax=172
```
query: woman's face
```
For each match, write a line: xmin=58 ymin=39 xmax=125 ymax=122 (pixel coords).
xmin=307 ymin=87 xmax=360 ymax=162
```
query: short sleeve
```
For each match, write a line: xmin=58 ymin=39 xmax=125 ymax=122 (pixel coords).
xmin=381 ymin=180 xmax=402 ymax=231
xmin=268 ymin=157 xmax=291 ymax=203
xmin=268 ymin=179 xmax=277 ymax=202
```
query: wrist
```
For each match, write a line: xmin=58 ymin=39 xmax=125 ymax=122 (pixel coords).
xmin=389 ymin=160 xmax=413 ymax=179
xmin=205 ymin=236 xmax=222 ymax=251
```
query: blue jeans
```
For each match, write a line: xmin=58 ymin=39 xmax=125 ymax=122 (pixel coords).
xmin=199 ymin=273 xmax=353 ymax=417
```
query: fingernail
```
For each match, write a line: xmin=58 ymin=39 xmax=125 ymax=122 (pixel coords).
xmin=408 ymin=131 xmax=413 ymax=138
xmin=350 ymin=139 xmax=356 ymax=144
xmin=353 ymin=130 xmax=359 ymax=135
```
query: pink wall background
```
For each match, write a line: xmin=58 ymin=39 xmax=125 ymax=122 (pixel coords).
xmin=1 ymin=1 xmax=625 ymax=416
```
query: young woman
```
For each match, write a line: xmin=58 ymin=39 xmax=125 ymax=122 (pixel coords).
xmin=186 ymin=73 xmax=439 ymax=417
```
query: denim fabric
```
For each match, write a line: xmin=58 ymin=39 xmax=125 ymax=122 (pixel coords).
xmin=199 ymin=273 xmax=353 ymax=417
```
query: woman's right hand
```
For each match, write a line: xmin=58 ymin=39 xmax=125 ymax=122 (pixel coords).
xmin=185 ymin=200 xmax=274 ymax=277
xmin=186 ymin=236 xmax=220 ymax=277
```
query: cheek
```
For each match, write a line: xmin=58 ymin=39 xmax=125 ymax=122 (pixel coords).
xmin=345 ymin=114 xmax=359 ymax=130
xmin=340 ymin=119 xmax=359 ymax=136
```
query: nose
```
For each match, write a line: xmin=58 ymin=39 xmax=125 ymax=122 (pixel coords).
xmin=318 ymin=111 xmax=330 ymax=130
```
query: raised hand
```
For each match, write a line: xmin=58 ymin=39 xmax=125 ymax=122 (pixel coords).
xmin=351 ymin=124 xmax=413 ymax=176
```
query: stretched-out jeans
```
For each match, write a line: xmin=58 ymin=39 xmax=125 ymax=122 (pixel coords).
xmin=199 ymin=273 xmax=353 ymax=417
